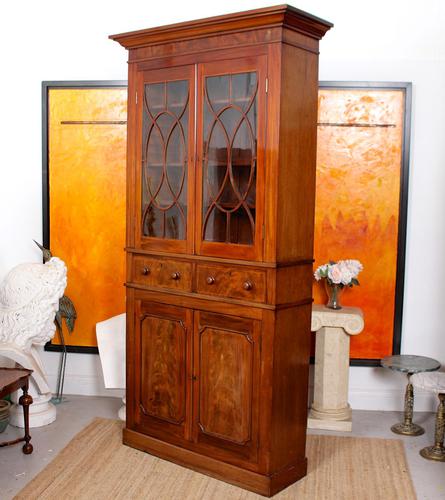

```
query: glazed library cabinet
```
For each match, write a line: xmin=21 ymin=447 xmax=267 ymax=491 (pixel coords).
xmin=111 ymin=5 xmax=332 ymax=496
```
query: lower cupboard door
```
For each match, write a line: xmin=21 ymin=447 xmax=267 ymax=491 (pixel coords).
xmin=193 ymin=311 xmax=261 ymax=463
xmin=134 ymin=300 xmax=192 ymax=443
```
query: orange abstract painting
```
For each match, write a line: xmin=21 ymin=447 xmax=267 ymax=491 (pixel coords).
xmin=314 ymin=88 xmax=407 ymax=360
xmin=48 ymin=87 xmax=127 ymax=348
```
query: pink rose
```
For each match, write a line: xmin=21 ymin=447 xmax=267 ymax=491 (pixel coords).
xmin=328 ymin=264 xmax=342 ymax=284
xmin=338 ymin=262 xmax=353 ymax=285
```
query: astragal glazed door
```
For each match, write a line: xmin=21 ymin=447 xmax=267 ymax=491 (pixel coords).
xmin=195 ymin=56 xmax=267 ymax=261
xmin=136 ymin=65 xmax=195 ymax=253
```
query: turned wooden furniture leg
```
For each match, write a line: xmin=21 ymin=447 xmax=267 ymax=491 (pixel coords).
xmin=19 ymin=382 xmax=33 ymax=454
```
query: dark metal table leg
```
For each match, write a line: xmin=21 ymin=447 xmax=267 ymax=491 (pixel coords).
xmin=420 ymin=393 xmax=445 ymax=462
xmin=391 ymin=372 xmax=424 ymax=436
xmin=19 ymin=383 xmax=33 ymax=454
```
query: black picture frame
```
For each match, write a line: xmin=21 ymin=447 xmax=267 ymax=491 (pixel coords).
xmin=42 ymin=81 xmax=127 ymax=354
xmin=318 ymin=81 xmax=412 ymax=367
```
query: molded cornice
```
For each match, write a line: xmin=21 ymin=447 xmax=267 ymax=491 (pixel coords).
xmin=110 ymin=4 xmax=333 ymax=48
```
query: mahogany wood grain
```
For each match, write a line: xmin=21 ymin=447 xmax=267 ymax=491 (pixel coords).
xmin=196 ymin=263 xmax=266 ymax=303
xmin=132 ymin=255 xmax=192 ymax=292
xmin=275 ymin=42 xmax=319 ymax=262
xmin=282 ymin=27 xmax=320 ymax=53
xmin=193 ymin=312 xmax=260 ymax=463
xmin=130 ymin=29 xmax=275 ymax=65
xmin=126 ymin=287 xmax=136 ymax=428
xmin=130 ymin=286 xmax=267 ymax=318
xmin=270 ymin=305 xmax=312 ymax=470
xmin=125 ymin=26 xmax=321 ymax=66
xmin=127 ymin=247 xmax=280 ymax=268
xmin=110 ymin=5 xmax=332 ymax=48
xmin=140 ymin=315 xmax=186 ymax=424
xmin=263 ymin=41 xmax=281 ymax=263
xmin=132 ymin=301 xmax=192 ymax=442
xmin=126 ymin=64 xmax=137 ymax=249
xmin=275 ymin=263 xmax=314 ymax=305
xmin=115 ymin=5 xmax=332 ymax=496
xmin=132 ymin=44 xmax=269 ymax=73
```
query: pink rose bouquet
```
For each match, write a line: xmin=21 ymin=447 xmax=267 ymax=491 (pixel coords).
xmin=314 ymin=259 xmax=363 ymax=288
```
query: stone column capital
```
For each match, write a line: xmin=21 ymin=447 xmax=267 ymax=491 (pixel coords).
xmin=311 ymin=304 xmax=364 ymax=336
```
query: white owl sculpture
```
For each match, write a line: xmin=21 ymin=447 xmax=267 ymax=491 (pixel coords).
xmin=0 ymin=257 xmax=67 ymax=351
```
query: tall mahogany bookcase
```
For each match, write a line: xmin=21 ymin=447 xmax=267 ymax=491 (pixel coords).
xmin=111 ymin=5 xmax=332 ymax=496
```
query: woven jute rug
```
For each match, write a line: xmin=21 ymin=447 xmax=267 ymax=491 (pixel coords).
xmin=15 ymin=418 xmax=416 ymax=500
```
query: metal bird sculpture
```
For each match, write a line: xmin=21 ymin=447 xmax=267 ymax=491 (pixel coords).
xmin=33 ymin=240 xmax=77 ymax=402
xmin=33 ymin=240 xmax=52 ymax=263
xmin=55 ymin=295 xmax=77 ymax=335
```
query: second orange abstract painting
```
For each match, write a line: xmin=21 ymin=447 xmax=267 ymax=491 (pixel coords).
xmin=314 ymin=85 xmax=410 ymax=361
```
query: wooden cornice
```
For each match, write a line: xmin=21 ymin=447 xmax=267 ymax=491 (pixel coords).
xmin=109 ymin=4 xmax=333 ymax=49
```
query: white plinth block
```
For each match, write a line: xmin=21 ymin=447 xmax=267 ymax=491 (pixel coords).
xmin=118 ymin=396 xmax=126 ymax=421
xmin=308 ymin=305 xmax=364 ymax=432
xmin=96 ymin=313 xmax=126 ymax=421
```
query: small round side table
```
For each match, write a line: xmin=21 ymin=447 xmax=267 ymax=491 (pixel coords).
xmin=412 ymin=372 xmax=445 ymax=462
xmin=381 ymin=355 xmax=441 ymax=436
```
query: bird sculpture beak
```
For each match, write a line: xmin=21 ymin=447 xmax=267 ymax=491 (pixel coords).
xmin=33 ymin=240 xmax=45 ymax=252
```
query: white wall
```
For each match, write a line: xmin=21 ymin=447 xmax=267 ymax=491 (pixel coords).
xmin=0 ymin=0 xmax=444 ymax=410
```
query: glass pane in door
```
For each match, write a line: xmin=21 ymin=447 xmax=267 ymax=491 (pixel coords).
xmin=202 ymin=72 xmax=258 ymax=245
xmin=141 ymin=80 xmax=189 ymax=239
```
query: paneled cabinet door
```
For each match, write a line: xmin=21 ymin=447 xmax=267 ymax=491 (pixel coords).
xmin=196 ymin=56 xmax=267 ymax=261
xmin=193 ymin=311 xmax=261 ymax=463
xmin=135 ymin=65 xmax=195 ymax=253
xmin=134 ymin=301 xmax=192 ymax=443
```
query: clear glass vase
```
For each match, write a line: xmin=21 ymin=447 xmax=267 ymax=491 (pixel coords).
xmin=325 ymin=282 xmax=344 ymax=310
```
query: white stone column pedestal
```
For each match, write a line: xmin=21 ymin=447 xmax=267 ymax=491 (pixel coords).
xmin=308 ymin=305 xmax=364 ymax=432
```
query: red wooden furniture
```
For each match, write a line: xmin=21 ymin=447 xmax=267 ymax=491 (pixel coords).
xmin=0 ymin=368 xmax=33 ymax=454
xmin=111 ymin=5 xmax=332 ymax=496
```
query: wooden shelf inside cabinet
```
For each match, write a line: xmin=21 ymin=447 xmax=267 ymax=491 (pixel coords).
xmin=204 ymin=148 xmax=257 ymax=166
xmin=206 ymin=96 xmax=254 ymax=104
xmin=145 ymin=103 xmax=188 ymax=110
xmin=203 ymin=162 xmax=256 ymax=168
xmin=143 ymin=163 xmax=187 ymax=168
xmin=112 ymin=4 xmax=332 ymax=497
xmin=215 ymin=203 xmax=256 ymax=210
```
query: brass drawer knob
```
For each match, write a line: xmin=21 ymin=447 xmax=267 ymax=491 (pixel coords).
xmin=171 ymin=272 xmax=181 ymax=280
xmin=243 ymin=281 xmax=253 ymax=291
xmin=141 ymin=267 xmax=150 ymax=276
xmin=206 ymin=276 xmax=215 ymax=285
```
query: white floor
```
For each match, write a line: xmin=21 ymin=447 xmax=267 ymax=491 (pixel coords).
xmin=0 ymin=396 xmax=444 ymax=499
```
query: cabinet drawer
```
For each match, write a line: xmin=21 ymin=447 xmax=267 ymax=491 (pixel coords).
xmin=132 ymin=256 xmax=192 ymax=292
xmin=196 ymin=264 xmax=266 ymax=303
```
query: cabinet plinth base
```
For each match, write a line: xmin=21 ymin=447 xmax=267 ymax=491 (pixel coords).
xmin=123 ymin=427 xmax=307 ymax=497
